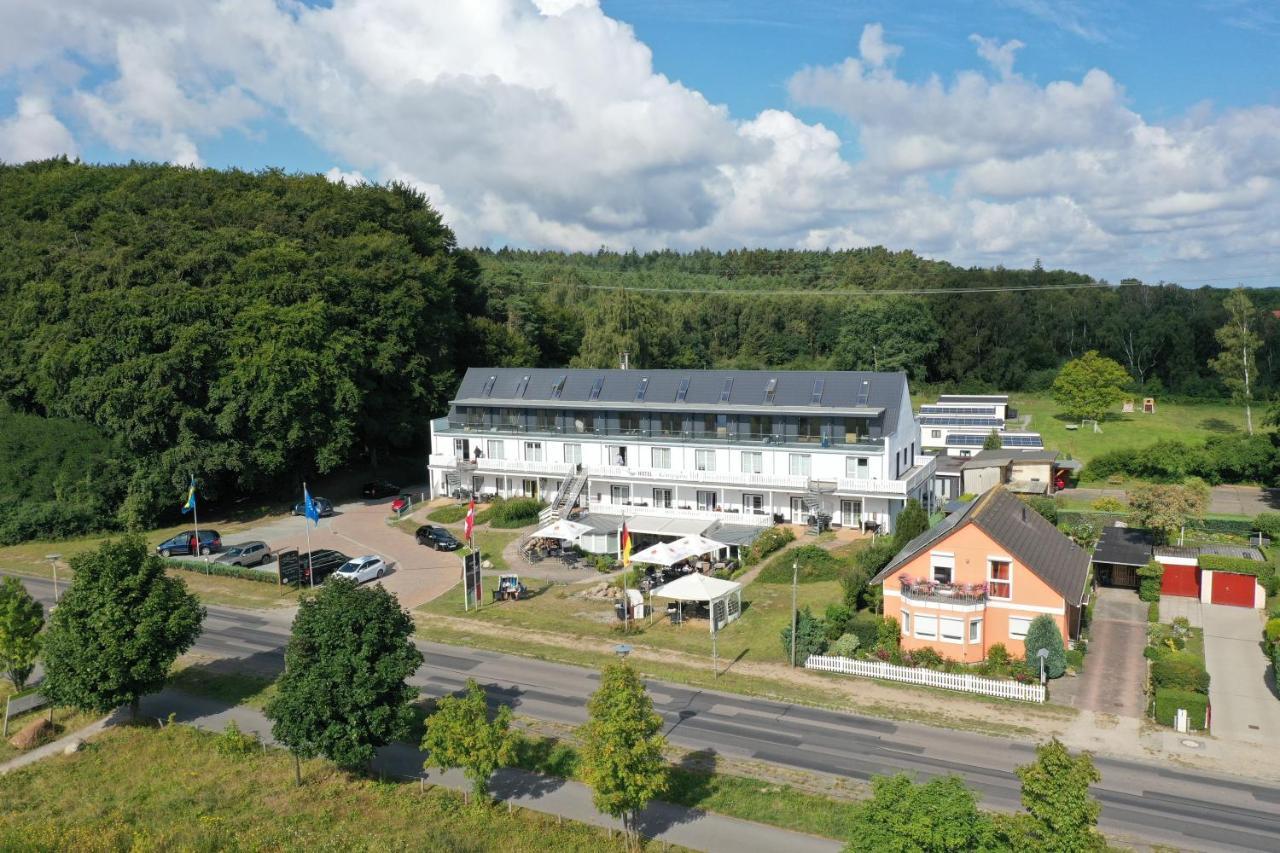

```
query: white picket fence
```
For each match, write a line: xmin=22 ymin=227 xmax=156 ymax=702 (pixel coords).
xmin=805 ymin=654 xmax=1046 ymax=703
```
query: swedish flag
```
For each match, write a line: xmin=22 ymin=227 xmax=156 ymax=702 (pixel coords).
xmin=181 ymin=477 xmax=197 ymax=515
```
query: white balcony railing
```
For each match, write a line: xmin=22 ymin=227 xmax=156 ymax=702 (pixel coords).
xmin=591 ymin=464 xmax=809 ymax=491
xmin=584 ymin=502 xmax=773 ymax=527
xmin=428 ymin=453 xmax=459 ymax=469
xmin=427 ymin=454 xmax=572 ymax=478
xmin=837 ymin=457 xmax=935 ymax=497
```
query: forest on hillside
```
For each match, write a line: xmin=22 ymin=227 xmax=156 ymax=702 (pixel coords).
xmin=1 ymin=160 xmax=1276 ymax=540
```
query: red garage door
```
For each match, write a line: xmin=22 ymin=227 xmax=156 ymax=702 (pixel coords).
xmin=1161 ymin=563 xmax=1200 ymax=598
xmin=1210 ymin=572 xmax=1256 ymax=608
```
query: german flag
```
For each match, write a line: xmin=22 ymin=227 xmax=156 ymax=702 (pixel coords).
xmin=621 ymin=522 xmax=632 ymax=567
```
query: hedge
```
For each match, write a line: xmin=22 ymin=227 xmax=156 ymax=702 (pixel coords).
xmin=1151 ymin=651 xmax=1210 ymax=694
xmin=1057 ymin=510 xmax=1255 ymax=537
xmin=1200 ymin=553 xmax=1277 ymax=596
xmin=167 ymin=558 xmax=277 ymax=585
xmin=1137 ymin=561 xmax=1164 ymax=602
xmin=1147 ymin=600 xmax=1160 ymax=622
xmin=1254 ymin=512 xmax=1280 ymax=540
xmin=1154 ymin=688 xmax=1208 ymax=730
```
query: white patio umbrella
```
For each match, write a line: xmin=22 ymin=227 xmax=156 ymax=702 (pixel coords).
xmin=628 ymin=539 xmax=689 ymax=567
xmin=529 ymin=518 xmax=592 ymax=541
xmin=669 ymin=533 xmax=728 ymax=559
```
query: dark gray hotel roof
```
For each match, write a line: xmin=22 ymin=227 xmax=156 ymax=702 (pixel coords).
xmin=452 ymin=367 xmax=908 ymax=426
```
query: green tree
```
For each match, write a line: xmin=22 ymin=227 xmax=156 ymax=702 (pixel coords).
xmin=1127 ymin=483 xmax=1205 ymax=543
xmin=1051 ymin=351 xmax=1131 ymax=424
xmin=832 ymin=298 xmax=939 ymax=381
xmin=266 ymin=578 xmax=422 ymax=779
xmin=1210 ymin=287 xmax=1261 ymax=435
xmin=983 ymin=429 xmax=1003 ymax=451
xmin=844 ymin=773 xmax=997 ymax=852
xmin=1015 ymin=739 xmax=1105 ymax=852
xmin=0 ymin=577 xmax=43 ymax=689
xmin=893 ymin=499 xmax=930 ymax=548
xmin=422 ymin=679 xmax=516 ymax=801
xmin=1022 ymin=615 xmax=1067 ymax=679
xmin=579 ymin=663 xmax=667 ymax=848
xmin=780 ymin=606 xmax=828 ymax=662
xmin=41 ymin=536 xmax=203 ymax=718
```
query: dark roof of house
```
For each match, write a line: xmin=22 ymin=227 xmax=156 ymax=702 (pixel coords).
xmin=931 ymin=455 xmax=967 ymax=476
xmin=451 ymin=367 xmax=908 ymax=426
xmin=873 ymin=486 xmax=1091 ymax=605
xmin=1091 ymin=524 xmax=1154 ymax=567
xmin=1195 ymin=543 xmax=1265 ymax=561
xmin=959 ymin=449 xmax=1059 ymax=470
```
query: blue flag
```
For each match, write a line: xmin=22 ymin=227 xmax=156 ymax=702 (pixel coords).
xmin=181 ymin=477 xmax=197 ymax=515
xmin=303 ymin=485 xmax=320 ymax=527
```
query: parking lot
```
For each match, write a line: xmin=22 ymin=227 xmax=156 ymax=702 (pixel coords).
xmin=214 ymin=493 xmax=461 ymax=609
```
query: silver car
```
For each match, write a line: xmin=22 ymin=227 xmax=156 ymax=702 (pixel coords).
xmin=215 ymin=541 xmax=273 ymax=567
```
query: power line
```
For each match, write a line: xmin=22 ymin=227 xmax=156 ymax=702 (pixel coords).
xmin=505 ymin=279 xmax=1137 ymax=297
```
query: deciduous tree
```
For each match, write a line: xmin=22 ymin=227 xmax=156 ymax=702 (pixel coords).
xmin=833 ymin=298 xmax=939 ymax=381
xmin=422 ymin=679 xmax=516 ymax=801
xmin=1127 ymin=483 xmax=1206 ymax=543
xmin=1015 ymin=739 xmax=1105 ymax=852
xmin=844 ymin=773 xmax=997 ymax=852
xmin=266 ymin=578 xmax=422 ymax=779
xmin=1210 ymin=287 xmax=1261 ymax=434
xmin=1052 ymin=351 xmax=1131 ymax=424
xmin=579 ymin=663 xmax=667 ymax=849
xmin=0 ymin=577 xmax=43 ymax=689
xmin=41 ymin=536 xmax=203 ymax=718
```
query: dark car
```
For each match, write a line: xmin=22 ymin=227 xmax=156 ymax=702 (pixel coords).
xmin=299 ymin=549 xmax=350 ymax=584
xmin=157 ymin=530 xmax=222 ymax=557
xmin=362 ymin=479 xmax=401 ymax=499
xmin=292 ymin=497 xmax=334 ymax=518
xmin=415 ymin=525 xmax=462 ymax=551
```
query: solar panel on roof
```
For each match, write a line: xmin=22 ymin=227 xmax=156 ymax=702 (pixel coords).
xmin=1001 ymin=435 xmax=1044 ymax=447
xmin=946 ymin=434 xmax=986 ymax=446
xmin=676 ymin=378 xmax=690 ymax=402
xmin=810 ymin=378 xmax=825 ymax=405
xmin=719 ymin=378 xmax=734 ymax=402
xmin=920 ymin=405 xmax=997 ymax=416
xmin=919 ymin=416 xmax=1004 ymax=427
xmin=855 ymin=380 xmax=870 ymax=406
xmin=588 ymin=376 xmax=604 ymax=401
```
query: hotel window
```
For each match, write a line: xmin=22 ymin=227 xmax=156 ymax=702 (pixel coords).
xmin=523 ymin=441 xmax=543 ymax=462
xmin=562 ymin=443 xmax=582 ymax=465
xmin=652 ymin=488 xmax=673 ymax=508
xmin=743 ymin=493 xmax=764 ymax=512
xmin=695 ymin=449 xmax=716 ymax=472
xmin=789 ymin=453 xmax=811 ymax=477
xmin=741 ymin=451 xmax=762 ymax=474
xmin=797 ymin=416 xmax=822 ymax=443
xmin=1008 ymin=616 xmax=1032 ymax=640
xmin=931 ymin=430 xmax=942 ymax=439
xmin=914 ymin=614 xmax=938 ymax=640
xmin=652 ymin=447 xmax=671 ymax=469
xmin=497 ymin=408 xmax=519 ymax=428
xmin=901 ymin=610 xmax=911 ymax=635
xmin=486 ymin=440 xmax=505 ymax=460
xmin=843 ymin=417 xmax=869 ymax=443
xmin=619 ymin=411 xmax=642 ymax=434
xmin=658 ymin=412 xmax=682 ymax=436
xmin=940 ymin=618 xmax=964 ymax=643
xmin=969 ymin=619 xmax=982 ymax=643
xmin=845 ymin=457 xmax=867 ymax=478
xmin=574 ymin=412 xmax=595 ymax=434
xmin=931 ymin=552 xmax=955 ymax=585
xmin=534 ymin=409 xmax=556 ymax=432
xmin=610 ymin=485 xmax=630 ymax=503
xmin=696 ymin=490 xmax=717 ymax=511
xmin=749 ymin=414 xmax=773 ymax=439
xmin=988 ymin=560 xmax=1012 ymax=600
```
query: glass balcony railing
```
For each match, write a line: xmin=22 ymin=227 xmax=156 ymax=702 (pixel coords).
xmin=433 ymin=418 xmax=884 ymax=449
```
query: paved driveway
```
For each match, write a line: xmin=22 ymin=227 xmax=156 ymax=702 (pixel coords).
xmin=1072 ymin=587 xmax=1148 ymax=717
xmin=1199 ymin=603 xmax=1280 ymax=745
xmin=222 ymin=496 xmax=459 ymax=609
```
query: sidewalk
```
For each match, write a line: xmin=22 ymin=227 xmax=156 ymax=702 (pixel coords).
xmin=0 ymin=713 xmax=114 ymax=775
xmin=106 ymin=689 xmax=839 ymax=853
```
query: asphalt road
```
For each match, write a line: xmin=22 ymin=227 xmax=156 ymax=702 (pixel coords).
xmin=15 ymin=575 xmax=1280 ymax=852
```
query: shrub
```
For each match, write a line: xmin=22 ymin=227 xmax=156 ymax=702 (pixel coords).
xmin=1065 ymin=648 xmax=1085 ymax=672
xmin=875 ymin=616 xmax=901 ymax=651
xmin=1021 ymin=496 xmax=1058 ymax=525
xmin=1147 ymin=601 xmax=1160 ymax=622
xmin=891 ymin=499 xmax=929 ymax=549
xmin=1091 ymin=497 xmax=1125 ymax=513
xmin=427 ymin=504 xmax=469 ymax=524
xmin=485 ymin=497 xmax=545 ymax=528
xmin=906 ymin=647 xmax=943 ymax=669
xmin=780 ymin=607 xmax=827 ymax=662
xmin=1151 ymin=652 xmax=1210 ymax=694
xmin=167 ymin=559 xmax=277 ymax=585
xmin=987 ymin=643 xmax=1010 ymax=668
xmin=1023 ymin=614 xmax=1067 ymax=679
xmin=757 ymin=544 xmax=843 ymax=584
xmin=829 ymin=633 xmax=861 ymax=658
xmin=1137 ymin=561 xmax=1164 ymax=603
xmin=215 ymin=719 xmax=261 ymax=757
xmin=823 ymin=603 xmax=853 ymax=641
xmin=741 ymin=526 xmax=794 ymax=567
xmin=1153 ymin=688 xmax=1208 ymax=730
xmin=838 ymin=565 xmax=870 ymax=610
xmin=1265 ymin=618 xmax=1280 ymax=646
xmin=847 ymin=611 xmax=882 ymax=650
xmin=1143 ymin=644 xmax=1170 ymax=662
xmin=1254 ymin=512 xmax=1280 ymax=540
xmin=853 ymin=538 xmax=899 ymax=577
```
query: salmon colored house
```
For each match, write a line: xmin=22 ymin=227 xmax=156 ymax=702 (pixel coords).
xmin=871 ymin=486 xmax=1090 ymax=663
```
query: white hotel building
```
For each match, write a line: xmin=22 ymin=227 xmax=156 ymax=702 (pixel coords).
xmin=427 ymin=368 xmax=935 ymax=553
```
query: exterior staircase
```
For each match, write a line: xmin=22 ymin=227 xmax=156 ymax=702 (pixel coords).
xmin=804 ymin=479 xmax=836 ymax=534
xmin=542 ymin=468 xmax=589 ymax=522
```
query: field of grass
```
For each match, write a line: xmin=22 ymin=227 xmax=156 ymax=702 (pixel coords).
xmin=394 ymin=516 xmax=521 ymax=574
xmin=0 ymin=681 xmax=101 ymax=764
xmin=0 ymin=725 xmax=640 ymax=852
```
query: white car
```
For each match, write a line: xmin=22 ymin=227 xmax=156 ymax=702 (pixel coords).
xmin=333 ymin=555 xmax=386 ymax=584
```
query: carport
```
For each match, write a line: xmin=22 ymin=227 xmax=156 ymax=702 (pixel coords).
xmin=1091 ymin=524 xmax=1153 ymax=589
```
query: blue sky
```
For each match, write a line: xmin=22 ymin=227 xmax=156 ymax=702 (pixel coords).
xmin=1 ymin=0 xmax=1279 ymax=285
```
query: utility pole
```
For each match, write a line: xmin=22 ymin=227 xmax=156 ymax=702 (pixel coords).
xmin=790 ymin=560 xmax=798 ymax=667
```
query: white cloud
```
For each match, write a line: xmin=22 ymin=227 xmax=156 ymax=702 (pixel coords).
xmin=0 ymin=5 xmax=1277 ymax=283
xmin=0 ymin=94 xmax=76 ymax=162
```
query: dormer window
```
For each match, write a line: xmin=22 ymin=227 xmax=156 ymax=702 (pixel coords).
xmin=810 ymin=378 xmax=825 ymax=405
xmin=676 ymin=377 xmax=691 ymax=402
xmin=855 ymin=379 xmax=871 ymax=406
xmin=719 ymin=378 xmax=734 ymax=402
xmin=764 ymin=378 xmax=777 ymax=404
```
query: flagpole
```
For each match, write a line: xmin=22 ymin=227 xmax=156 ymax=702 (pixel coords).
xmin=621 ymin=516 xmax=630 ymax=633
xmin=303 ymin=481 xmax=314 ymax=590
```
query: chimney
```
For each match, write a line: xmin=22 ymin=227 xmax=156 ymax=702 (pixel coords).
xmin=619 ymin=351 xmax=630 ymax=370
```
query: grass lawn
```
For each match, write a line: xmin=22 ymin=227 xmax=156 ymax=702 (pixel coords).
xmin=167 ymin=661 xmax=279 ymax=710
xmin=394 ymin=517 xmax=522 ymax=574
xmin=0 ymin=681 xmax=101 ymax=764
xmin=0 ymin=725 xmax=640 ymax=852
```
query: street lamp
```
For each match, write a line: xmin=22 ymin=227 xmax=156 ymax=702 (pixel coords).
xmin=45 ymin=554 xmax=61 ymax=603
xmin=1037 ymin=647 xmax=1049 ymax=685
xmin=790 ymin=560 xmax=798 ymax=667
